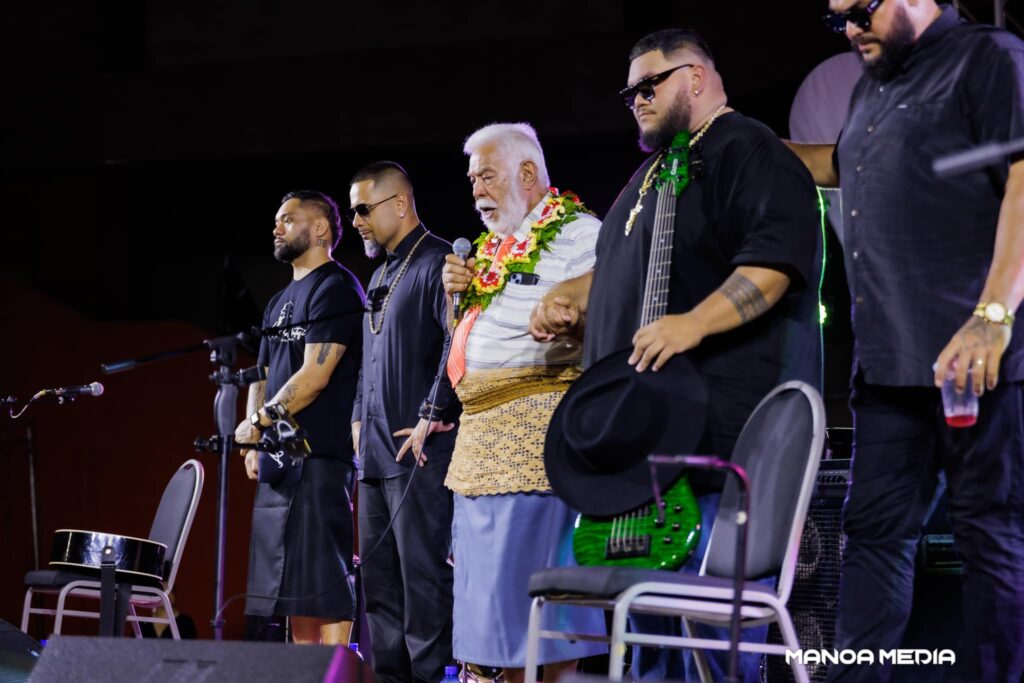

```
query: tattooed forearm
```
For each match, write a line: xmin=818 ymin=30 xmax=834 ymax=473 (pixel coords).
xmin=316 ymin=342 xmax=332 ymax=366
xmin=719 ymin=272 xmax=770 ymax=324
xmin=279 ymin=382 xmax=298 ymax=408
xmin=246 ymin=379 xmax=266 ymax=415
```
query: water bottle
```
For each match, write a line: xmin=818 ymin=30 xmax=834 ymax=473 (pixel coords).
xmin=440 ymin=664 xmax=460 ymax=682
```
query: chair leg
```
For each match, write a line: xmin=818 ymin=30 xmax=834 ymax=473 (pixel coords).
xmin=128 ymin=603 xmax=143 ymax=638
xmin=20 ymin=589 xmax=34 ymax=632
xmin=776 ymin=609 xmax=809 ymax=683
xmin=683 ymin=617 xmax=714 ymax=683
xmin=607 ymin=599 xmax=631 ymax=681
xmin=160 ymin=592 xmax=180 ymax=640
xmin=524 ymin=597 xmax=544 ymax=683
xmin=54 ymin=584 xmax=76 ymax=635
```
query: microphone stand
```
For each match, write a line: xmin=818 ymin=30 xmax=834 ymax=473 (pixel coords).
xmin=648 ymin=455 xmax=751 ymax=683
xmin=102 ymin=331 xmax=258 ymax=640
xmin=932 ymin=135 xmax=1024 ymax=177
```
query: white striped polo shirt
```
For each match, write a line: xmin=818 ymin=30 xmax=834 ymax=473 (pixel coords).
xmin=464 ymin=193 xmax=600 ymax=371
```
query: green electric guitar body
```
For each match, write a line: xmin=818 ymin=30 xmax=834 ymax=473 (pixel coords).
xmin=572 ymin=476 xmax=701 ymax=570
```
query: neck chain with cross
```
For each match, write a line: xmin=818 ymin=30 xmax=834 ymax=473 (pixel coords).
xmin=624 ymin=104 xmax=728 ymax=236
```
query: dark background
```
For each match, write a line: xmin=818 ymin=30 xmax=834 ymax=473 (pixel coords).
xmin=0 ymin=0 xmax=1012 ymax=641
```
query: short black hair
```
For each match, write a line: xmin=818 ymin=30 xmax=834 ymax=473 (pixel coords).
xmin=280 ymin=189 xmax=343 ymax=250
xmin=350 ymin=160 xmax=414 ymax=195
xmin=628 ymin=28 xmax=715 ymax=66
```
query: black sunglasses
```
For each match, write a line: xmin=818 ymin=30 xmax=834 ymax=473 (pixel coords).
xmin=619 ymin=63 xmax=695 ymax=109
xmin=347 ymin=194 xmax=398 ymax=223
xmin=823 ymin=0 xmax=884 ymax=33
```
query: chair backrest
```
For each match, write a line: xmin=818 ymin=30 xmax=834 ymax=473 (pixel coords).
xmin=701 ymin=381 xmax=825 ymax=605
xmin=148 ymin=459 xmax=204 ymax=591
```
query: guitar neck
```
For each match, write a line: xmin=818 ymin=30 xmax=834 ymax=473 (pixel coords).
xmin=639 ymin=186 xmax=676 ymax=327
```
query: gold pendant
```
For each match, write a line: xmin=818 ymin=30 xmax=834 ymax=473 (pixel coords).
xmin=625 ymin=205 xmax=643 ymax=235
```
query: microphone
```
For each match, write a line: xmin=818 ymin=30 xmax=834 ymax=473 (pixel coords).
xmin=451 ymin=237 xmax=473 ymax=315
xmin=46 ymin=382 xmax=105 ymax=398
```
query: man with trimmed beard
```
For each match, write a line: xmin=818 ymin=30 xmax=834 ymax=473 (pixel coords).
xmin=236 ymin=190 xmax=364 ymax=645
xmin=348 ymin=161 xmax=459 ymax=683
xmin=530 ymin=29 xmax=822 ymax=682
xmin=783 ymin=2 xmax=1024 ymax=681
xmin=441 ymin=123 xmax=607 ymax=682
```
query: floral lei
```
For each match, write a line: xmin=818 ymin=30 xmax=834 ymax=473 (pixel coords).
xmin=460 ymin=187 xmax=593 ymax=317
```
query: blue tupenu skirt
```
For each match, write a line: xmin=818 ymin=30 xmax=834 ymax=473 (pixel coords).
xmin=451 ymin=492 xmax=608 ymax=667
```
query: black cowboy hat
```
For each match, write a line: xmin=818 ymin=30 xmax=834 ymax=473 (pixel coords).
xmin=544 ymin=348 xmax=707 ymax=517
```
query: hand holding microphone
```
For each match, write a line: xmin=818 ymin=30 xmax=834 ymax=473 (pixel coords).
xmin=443 ymin=238 xmax=475 ymax=321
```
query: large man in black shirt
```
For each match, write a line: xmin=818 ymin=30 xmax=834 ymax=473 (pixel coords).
xmin=349 ymin=162 xmax=458 ymax=683
xmin=235 ymin=190 xmax=365 ymax=646
xmin=786 ymin=2 xmax=1024 ymax=681
xmin=531 ymin=29 xmax=822 ymax=681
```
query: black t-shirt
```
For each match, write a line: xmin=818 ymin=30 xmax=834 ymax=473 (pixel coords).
xmin=585 ymin=112 xmax=822 ymax=402
xmin=258 ymin=261 xmax=366 ymax=459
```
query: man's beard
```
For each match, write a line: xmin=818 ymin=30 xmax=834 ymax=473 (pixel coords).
xmin=274 ymin=230 xmax=311 ymax=263
xmin=477 ymin=179 xmax=530 ymax=236
xmin=860 ymin=5 xmax=916 ymax=82
xmin=639 ymin=91 xmax=692 ymax=153
xmin=362 ymin=238 xmax=382 ymax=259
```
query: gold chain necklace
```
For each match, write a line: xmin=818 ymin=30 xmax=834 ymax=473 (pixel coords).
xmin=368 ymin=231 xmax=429 ymax=334
xmin=624 ymin=104 xmax=729 ymax=236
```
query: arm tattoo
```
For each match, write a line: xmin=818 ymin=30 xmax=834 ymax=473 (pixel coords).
xmin=963 ymin=316 xmax=1004 ymax=349
xmin=719 ymin=272 xmax=770 ymax=324
xmin=247 ymin=380 xmax=266 ymax=414
xmin=280 ymin=383 xmax=298 ymax=408
xmin=316 ymin=343 xmax=332 ymax=366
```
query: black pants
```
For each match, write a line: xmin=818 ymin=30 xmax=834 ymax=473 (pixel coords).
xmin=359 ymin=459 xmax=454 ymax=683
xmin=828 ymin=374 xmax=1024 ymax=682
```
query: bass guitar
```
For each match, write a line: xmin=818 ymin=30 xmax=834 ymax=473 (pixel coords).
xmin=573 ymin=131 xmax=701 ymax=571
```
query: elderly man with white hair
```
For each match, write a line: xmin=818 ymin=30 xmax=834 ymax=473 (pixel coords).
xmin=440 ymin=122 xmax=607 ymax=682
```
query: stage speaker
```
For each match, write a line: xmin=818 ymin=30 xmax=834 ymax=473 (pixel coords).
xmin=764 ymin=458 xmax=850 ymax=683
xmin=0 ymin=620 xmax=42 ymax=683
xmin=28 ymin=635 xmax=373 ymax=683
xmin=764 ymin=461 xmax=964 ymax=683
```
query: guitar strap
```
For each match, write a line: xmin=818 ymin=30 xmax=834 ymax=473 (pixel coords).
xmin=98 ymin=549 xmax=133 ymax=637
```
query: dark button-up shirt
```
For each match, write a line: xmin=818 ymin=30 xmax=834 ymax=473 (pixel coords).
xmin=352 ymin=225 xmax=460 ymax=479
xmin=836 ymin=6 xmax=1024 ymax=386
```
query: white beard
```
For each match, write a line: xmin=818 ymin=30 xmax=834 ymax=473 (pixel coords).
xmin=363 ymin=239 xmax=382 ymax=259
xmin=478 ymin=189 xmax=529 ymax=236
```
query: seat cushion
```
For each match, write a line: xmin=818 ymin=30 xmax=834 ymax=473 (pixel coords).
xmin=528 ymin=566 xmax=777 ymax=600
xmin=25 ymin=569 xmax=100 ymax=589
xmin=25 ymin=568 xmax=163 ymax=590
